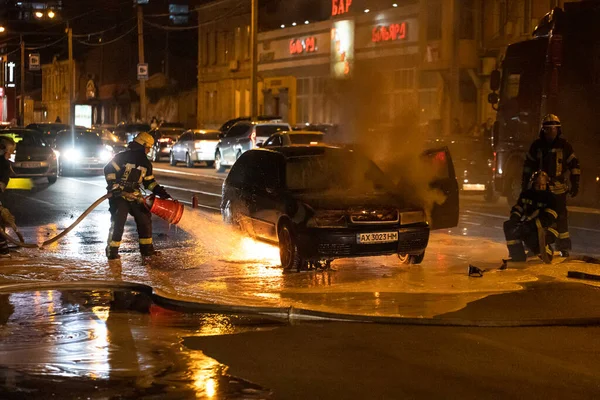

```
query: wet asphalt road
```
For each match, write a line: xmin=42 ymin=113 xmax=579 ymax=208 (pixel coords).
xmin=1 ymin=163 xmax=600 ymax=318
xmin=2 ymin=164 xmax=600 ymax=398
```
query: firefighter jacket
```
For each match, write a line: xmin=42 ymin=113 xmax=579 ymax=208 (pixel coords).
xmin=510 ymin=188 xmax=558 ymax=231
xmin=0 ymin=157 xmax=12 ymax=205
xmin=103 ymin=142 xmax=169 ymax=199
xmin=522 ymin=134 xmax=580 ymax=195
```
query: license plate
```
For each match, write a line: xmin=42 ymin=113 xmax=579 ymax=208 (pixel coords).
xmin=20 ymin=162 xmax=41 ymax=168
xmin=463 ymin=184 xmax=486 ymax=191
xmin=357 ymin=231 xmax=398 ymax=244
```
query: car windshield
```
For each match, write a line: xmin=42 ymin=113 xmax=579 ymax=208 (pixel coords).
xmin=56 ymin=131 xmax=102 ymax=147
xmin=286 ymin=151 xmax=387 ymax=193
xmin=0 ymin=130 xmax=45 ymax=146
xmin=256 ymin=125 xmax=288 ymax=137
xmin=289 ymin=134 xmax=324 ymax=145
xmin=194 ymin=132 xmax=220 ymax=140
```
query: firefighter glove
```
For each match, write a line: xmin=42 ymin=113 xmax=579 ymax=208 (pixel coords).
xmin=570 ymin=185 xmax=579 ymax=198
xmin=0 ymin=207 xmax=16 ymax=228
xmin=109 ymin=184 xmax=123 ymax=199
xmin=510 ymin=213 xmax=521 ymax=222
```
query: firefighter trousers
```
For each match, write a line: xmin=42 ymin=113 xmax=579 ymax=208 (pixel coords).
xmin=504 ymin=219 xmax=556 ymax=262
xmin=554 ymin=192 xmax=571 ymax=251
xmin=106 ymin=197 xmax=154 ymax=258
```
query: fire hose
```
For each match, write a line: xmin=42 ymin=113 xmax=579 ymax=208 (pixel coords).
xmin=0 ymin=192 xmax=183 ymax=250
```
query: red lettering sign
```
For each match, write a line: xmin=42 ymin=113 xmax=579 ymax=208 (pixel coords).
xmin=289 ymin=37 xmax=317 ymax=55
xmin=332 ymin=0 xmax=352 ymax=17
xmin=372 ymin=22 xmax=408 ymax=43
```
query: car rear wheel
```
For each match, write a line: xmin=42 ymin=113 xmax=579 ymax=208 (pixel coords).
xmin=278 ymin=223 xmax=304 ymax=272
xmin=222 ymin=199 xmax=241 ymax=229
xmin=185 ymin=153 xmax=194 ymax=168
xmin=47 ymin=175 xmax=57 ymax=184
xmin=506 ymin=174 xmax=522 ymax=206
xmin=169 ymin=151 xmax=177 ymax=166
xmin=398 ymin=252 xmax=425 ymax=265
xmin=214 ymin=152 xmax=226 ymax=173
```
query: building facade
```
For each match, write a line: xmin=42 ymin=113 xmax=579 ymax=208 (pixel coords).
xmin=196 ymin=0 xmax=581 ymax=138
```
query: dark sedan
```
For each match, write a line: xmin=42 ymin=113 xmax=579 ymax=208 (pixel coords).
xmin=0 ymin=128 xmax=58 ymax=184
xmin=220 ymin=146 xmax=458 ymax=270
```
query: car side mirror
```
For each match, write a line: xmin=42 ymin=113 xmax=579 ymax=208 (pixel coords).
xmin=256 ymin=142 xmax=263 ymax=148
xmin=218 ymin=133 xmax=224 ymax=139
xmin=490 ymin=69 xmax=501 ymax=92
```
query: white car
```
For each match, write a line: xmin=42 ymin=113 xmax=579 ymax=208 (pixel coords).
xmin=170 ymin=129 xmax=221 ymax=167
xmin=262 ymin=130 xmax=325 ymax=147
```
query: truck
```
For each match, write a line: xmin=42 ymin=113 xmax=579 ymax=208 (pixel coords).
xmin=488 ymin=1 xmax=600 ymax=207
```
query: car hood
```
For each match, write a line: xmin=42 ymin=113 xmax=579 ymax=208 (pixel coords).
xmin=295 ymin=191 xmax=409 ymax=211
xmin=15 ymin=146 xmax=52 ymax=162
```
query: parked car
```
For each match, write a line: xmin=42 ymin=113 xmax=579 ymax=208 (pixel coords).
xmin=220 ymin=146 xmax=459 ymax=270
xmin=214 ymin=121 xmax=291 ymax=172
xmin=262 ymin=130 xmax=324 ymax=147
xmin=113 ymin=123 xmax=150 ymax=144
xmin=219 ymin=115 xmax=281 ymax=133
xmin=54 ymin=128 xmax=113 ymax=175
xmin=0 ymin=128 xmax=58 ymax=184
xmin=170 ymin=129 xmax=221 ymax=167
xmin=26 ymin=123 xmax=71 ymax=147
xmin=148 ymin=126 xmax=186 ymax=162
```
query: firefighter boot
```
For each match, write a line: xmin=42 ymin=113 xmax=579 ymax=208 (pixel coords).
xmin=106 ymin=246 xmax=120 ymax=260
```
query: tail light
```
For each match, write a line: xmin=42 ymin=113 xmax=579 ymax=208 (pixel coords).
xmin=159 ymin=138 xmax=172 ymax=144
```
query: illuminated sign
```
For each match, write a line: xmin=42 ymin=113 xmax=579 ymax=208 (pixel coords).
xmin=331 ymin=20 xmax=355 ymax=79
xmin=0 ymin=87 xmax=4 ymax=97
xmin=289 ymin=37 xmax=317 ymax=55
xmin=372 ymin=22 xmax=408 ymax=43
xmin=332 ymin=0 xmax=352 ymax=17
xmin=74 ymin=105 xmax=93 ymax=128
xmin=5 ymin=62 xmax=16 ymax=88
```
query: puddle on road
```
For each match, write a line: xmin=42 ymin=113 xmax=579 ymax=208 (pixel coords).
xmin=0 ymin=288 xmax=278 ymax=399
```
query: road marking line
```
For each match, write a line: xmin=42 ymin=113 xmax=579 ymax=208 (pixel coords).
xmin=153 ymin=167 xmax=225 ymax=181
xmin=465 ymin=210 xmax=600 ymax=233
xmin=162 ymin=185 xmax=221 ymax=198
xmin=460 ymin=221 xmax=481 ymax=226
xmin=11 ymin=192 xmax=55 ymax=207
xmin=67 ymin=178 xmax=105 ymax=188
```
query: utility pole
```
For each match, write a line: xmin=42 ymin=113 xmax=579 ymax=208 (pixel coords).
xmin=20 ymin=35 xmax=25 ymax=126
xmin=250 ymin=0 xmax=258 ymax=119
xmin=137 ymin=5 xmax=147 ymax=122
xmin=67 ymin=25 xmax=74 ymax=125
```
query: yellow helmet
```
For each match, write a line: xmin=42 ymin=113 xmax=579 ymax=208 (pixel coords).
xmin=542 ymin=114 xmax=561 ymax=127
xmin=134 ymin=132 xmax=154 ymax=148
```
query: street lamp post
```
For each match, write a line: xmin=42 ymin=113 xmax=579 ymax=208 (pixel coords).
xmin=250 ymin=0 xmax=258 ymax=119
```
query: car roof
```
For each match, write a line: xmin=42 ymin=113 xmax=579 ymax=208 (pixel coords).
xmin=281 ymin=130 xmax=324 ymax=135
xmin=0 ymin=128 xmax=42 ymax=135
xmin=257 ymin=145 xmax=343 ymax=159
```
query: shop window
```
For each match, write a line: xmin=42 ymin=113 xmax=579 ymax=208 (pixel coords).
xmin=245 ymin=25 xmax=250 ymax=60
xmin=418 ymin=90 xmax=440 ymax=125
xmin=523 ymin=0 xmax=532 ymax=34
xmin=394 ymin=69 xmax=415 ymax=90
xmin=427 ymin=0 xmax=442 ymax=41
xmin=459 ymin=0 xmax=475 ymax=40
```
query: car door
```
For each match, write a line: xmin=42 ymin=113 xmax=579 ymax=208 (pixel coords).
xmin=422 ymin=146 xmax=459 ymax=230
xmin=226 ymin=123 xmax=251 ymax=164
xmin=249 ymin=152 xmax=284 ymax=241
xmin=221 ymin=125 xmax=241 ymax=164
xmin=177 ymin=132 xmax=192 ymax=161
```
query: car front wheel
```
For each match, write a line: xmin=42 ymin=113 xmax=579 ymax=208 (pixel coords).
xmin=169 ymin=152 xmax=177 ymax=166
xmin=48 ymin=175 xmax=58 ymax=184
xmin=152 ymin=148 xmax=160 ymax=162
xmin=215 ymin=152 xmax=226 ymax=173
xmin=278 ymin=223 xmax=305 ymax=272
xmin=398 ymin=252 xmax=425 ymax=265
xmin=185 ymin=153 xmax=194 ymax=168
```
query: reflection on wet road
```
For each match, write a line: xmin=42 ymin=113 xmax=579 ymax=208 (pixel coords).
xmin=0 ymin=289 xmax=275 ymax=399
xmin=2 ymin=174 xmax=600 ymax=320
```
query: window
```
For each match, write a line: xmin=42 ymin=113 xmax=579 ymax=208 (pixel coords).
xmin=209 ymin=31 xmax=216 ymax=65
xmin=212 ymin=91 xmax=218 ymax=120
xmin=503 ymin=73 xmax=521 ymax=101
xmin=394 ymin=69 xmax=415 ymax=90
xmin=427 ymin=0 xmax=442 ymax=40
xmin=217 ymin=31 xmax=226 ymax=64
xmin=235 ymin=27 xmax=242 ymax=60
xmin=227 ymin=123 xmax=250 ymax=138
xmin=494 ymin=0 xmax=507 ymax=37
xmin=523 ymin=0 xmax=532 ymax=34
xmin=296 ymin=78 xmax=310 ymax=124
xmin=179 ymin=132 xmax=192 ymax=142
xmin=244 ymin=25 xmax=250 ymax=60
xmin=418 ymin=71 xmax=441 ymax=125
xmin=459 ymin=0 xmax=475 ymax=39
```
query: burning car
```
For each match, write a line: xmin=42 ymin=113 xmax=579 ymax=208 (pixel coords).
xmin=220 ymin=146 xmax=458 ymax=270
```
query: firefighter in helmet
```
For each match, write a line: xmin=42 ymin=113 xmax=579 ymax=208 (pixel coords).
xmin=104 ymin=132 xmax=172 ymax=261
xmin=0 ymin=137 xmax=16 ymax=258
xmin=522 ymin=114 xmax=580 ymax=256
xmin=505 ymin=171 xmax=559 ymax=263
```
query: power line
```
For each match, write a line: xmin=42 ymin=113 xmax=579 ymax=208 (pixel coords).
xmin=26 ymin=36 xmax=66 ymax=50
xmin=72 ymin=17 xmax=137 ymax=38
xmin=74 ymin=24 xmax=138 ymax=47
